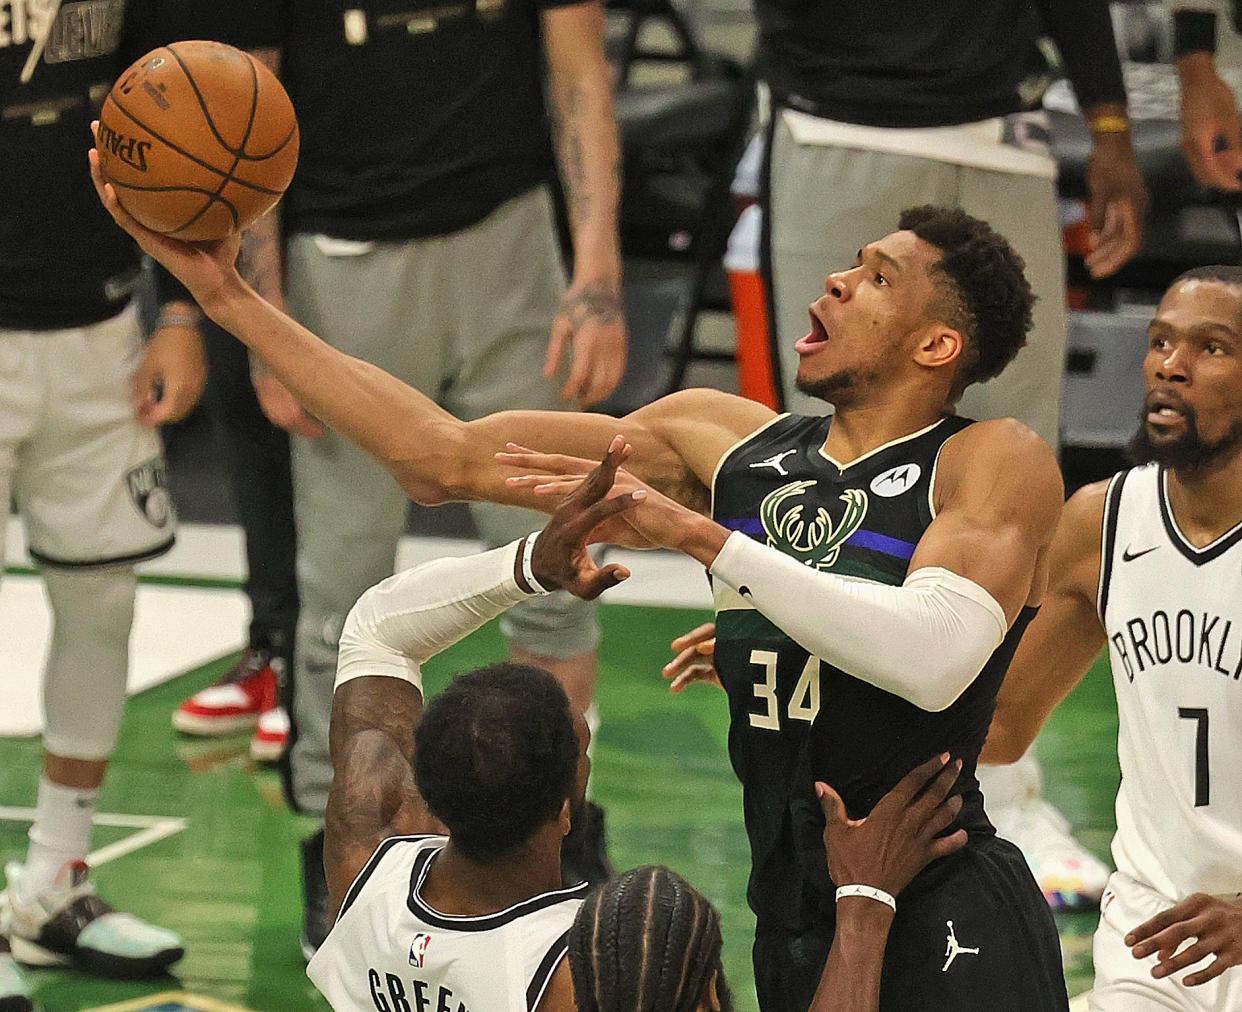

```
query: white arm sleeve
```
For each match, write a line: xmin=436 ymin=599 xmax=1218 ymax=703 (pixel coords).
xmin=709 ymin=532 xmax=1008 ymax=712
xmin=334 ymin=541 xmax=530 ymax=693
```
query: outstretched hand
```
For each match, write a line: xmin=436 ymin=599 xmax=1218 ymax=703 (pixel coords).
xmin=818 ymin=753 xmax=967 ymax=899
xmin=1126 ymin=893 xmax=1242 ymax=987
xmin=499 ymin=444 xmax=709 ymax=555
xmin=527 ymin=435 xmax=645 ymax=600
xmin=663 ymin=622 xmax=722 ymax=693
xmin=88 ymin=125 xmax=242 ymax=308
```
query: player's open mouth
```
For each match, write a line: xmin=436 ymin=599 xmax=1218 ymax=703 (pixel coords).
xmin=1145 ymin=389 xmax=1187 ymax=427
xmin=794 ymin=309 xmax=831 ymax=355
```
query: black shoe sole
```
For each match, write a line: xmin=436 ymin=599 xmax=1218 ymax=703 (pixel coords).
xmin=73 ymin=945 xmax=185 ymax=981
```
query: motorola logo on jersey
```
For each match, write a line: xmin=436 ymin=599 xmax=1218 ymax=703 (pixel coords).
xmin=759 ymin=480 xmax=868 ymax=570
xmin=409 ymin=933 xmax=431 ymax=967
xmin=869 ymin=463 xmax=921 ymax=498
xmin=96 ymin=120 xmax=150 ymax=172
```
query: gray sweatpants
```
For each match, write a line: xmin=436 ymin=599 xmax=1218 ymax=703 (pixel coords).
xmin=285 ymin=186 xmax=599 ymax=816
xmin=767 ymin=114 xmax=1067 ymax=450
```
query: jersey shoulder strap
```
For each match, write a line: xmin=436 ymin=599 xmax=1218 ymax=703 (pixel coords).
xmin=526 ymin=928 xmax=571 ymax=1011
xmin=338 ymin=834 xmax=443 ymax=921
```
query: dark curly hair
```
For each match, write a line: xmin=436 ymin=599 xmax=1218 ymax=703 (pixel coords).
xmin=413 ymin=662 xmax=578 ymax=862
xmin=569 ymin=865 xmax=733 ymax=1012
xmin=898 ymin=205 xmax=1034 ymax=394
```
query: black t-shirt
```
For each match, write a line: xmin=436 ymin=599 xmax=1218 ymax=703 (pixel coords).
xmin=206 ymin=0 xmax=581 ymax=241
xmin=711 ymin=413 xmax=1035 ymax=932
xmin=0 ymin=0 xmax=174 ymax=329
xmin=755 ymin=0 xmax=1052 ymax=127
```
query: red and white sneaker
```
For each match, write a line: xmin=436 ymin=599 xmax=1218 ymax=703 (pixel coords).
xmin=250 ymin=706 xmax=290 ymax=763
xmin=172 ymin=648 xmax=280 ymax=736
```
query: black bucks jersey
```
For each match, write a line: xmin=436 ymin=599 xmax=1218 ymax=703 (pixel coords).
xmin=1099 ymin=464 xmax=1242 ymax=901
xmin=711 ymin=413 xmax=1035 ymax=931
xmin=308 ymin=835 xmax=588 ymax=1011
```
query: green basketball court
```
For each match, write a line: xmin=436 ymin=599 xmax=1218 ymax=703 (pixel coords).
xmin=0 ymin=599 xmax=1118 ymax=1011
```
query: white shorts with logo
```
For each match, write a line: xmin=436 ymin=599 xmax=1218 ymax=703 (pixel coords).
xmin=0 ymin=303 xmax=176 ymax=570
xmin=1090 ymin=871 xmax=1242 ymax=1011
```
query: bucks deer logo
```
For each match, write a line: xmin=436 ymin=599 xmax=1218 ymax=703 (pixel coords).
xmin=759 ymin=481 xmax=867 ymax=570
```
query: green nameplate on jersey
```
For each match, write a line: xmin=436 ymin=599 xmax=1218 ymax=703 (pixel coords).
xmin=87 ymin=993 xmax=258 ymax=1012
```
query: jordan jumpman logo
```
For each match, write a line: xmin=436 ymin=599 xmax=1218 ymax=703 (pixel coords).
xmin=748 ymin=449 xmax=797 ymax=476
xmin=941 ymin=919 xmax=980 ymax=972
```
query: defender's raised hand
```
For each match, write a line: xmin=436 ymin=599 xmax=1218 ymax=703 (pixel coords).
xmin=526 ymin=435 xmax=643 ymax=600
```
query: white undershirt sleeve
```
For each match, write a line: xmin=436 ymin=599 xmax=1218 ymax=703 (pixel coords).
xmin=709 ymin=531 xmax=1008 ymax=712
xmin=334 ymin=541 xmax=531 ymax=693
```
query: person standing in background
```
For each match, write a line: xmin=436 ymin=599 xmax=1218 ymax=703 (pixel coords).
xmin=0 ymin=2 xmax=206 ymax=1005
xmin=194 ymin=0 xmax=626 ymax=959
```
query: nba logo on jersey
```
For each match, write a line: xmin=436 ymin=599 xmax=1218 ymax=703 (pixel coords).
xmin=409 ymin=933 xmax=432 ymax=967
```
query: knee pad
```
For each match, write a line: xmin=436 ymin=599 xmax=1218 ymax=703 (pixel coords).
xmin=40 ymin=565 xmax=137 ymax=761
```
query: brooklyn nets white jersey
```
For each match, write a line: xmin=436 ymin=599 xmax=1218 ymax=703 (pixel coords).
xmin=1098 ymin=464 xmax=1242 ymax=901
xmin=307 ymin=835 xmax=589 ymax=1012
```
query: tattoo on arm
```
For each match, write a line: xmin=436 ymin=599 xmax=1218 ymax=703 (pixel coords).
xmin=324 ymin=678 xmax=425 ymax=913
xmin=551 ymin=81 xmax=591 ymax=227
xmin=558 ymin=281 xmax=623 ymax=327
xmin=236 ymin=214 xmax=283 ymax=304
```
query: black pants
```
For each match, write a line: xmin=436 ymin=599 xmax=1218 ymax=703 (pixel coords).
xmin=201 ymin=318 xmax=298 ymax=667
xmin=753 ymin=834 xmax=1069 ymax=1012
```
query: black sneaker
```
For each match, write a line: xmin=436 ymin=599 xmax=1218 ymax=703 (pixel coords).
xmin=300 ymin=829 xmax=330 ymax=961
xmin=561 ymin=801 xmax=615 ymax=886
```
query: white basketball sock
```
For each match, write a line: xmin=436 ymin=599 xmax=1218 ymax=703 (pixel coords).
xmin=23 ymin=776 xmax=98 ymax=896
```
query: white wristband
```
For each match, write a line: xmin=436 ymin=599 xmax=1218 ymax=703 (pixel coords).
xmin=521 ymin=531 xmax=553 ymax=596
xmin=835 ymin=884 xmax=896 ymax=912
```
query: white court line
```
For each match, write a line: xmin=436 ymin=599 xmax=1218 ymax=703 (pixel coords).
xmin=0 ymin=806 xmax=187 ymax=868
xmin=1069 ymin=992 xmax=1091 ymax=1011
xmin=6 ymin=517 xmax=714 ymax=609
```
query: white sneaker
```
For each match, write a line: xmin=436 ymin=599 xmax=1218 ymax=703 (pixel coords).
xmin=988 ymin=794 xmax=1110 ymax=909
xmin=4 ymin=860 xmax=183 ymax=979
xmin=0 ymin=948 xmax=33 ymax=1012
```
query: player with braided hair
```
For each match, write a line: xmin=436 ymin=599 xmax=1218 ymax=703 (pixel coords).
xmin=569 ymin=753 xmax=967 ymax=1012
xmin=569 ymin=865 xmax=729 ymax=1012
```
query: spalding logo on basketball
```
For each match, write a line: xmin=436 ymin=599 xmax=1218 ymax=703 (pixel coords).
xmin=97 ymin=40 xmax=299 ymax=241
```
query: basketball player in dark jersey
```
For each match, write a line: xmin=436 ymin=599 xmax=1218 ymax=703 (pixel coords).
xmin=90 ymin=163 xmax=1068 ymax=1008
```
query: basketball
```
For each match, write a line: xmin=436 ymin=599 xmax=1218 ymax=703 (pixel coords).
xmin=96 ymin=40 xmax=299 ymax=241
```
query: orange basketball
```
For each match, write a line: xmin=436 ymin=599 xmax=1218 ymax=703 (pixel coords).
xmin=96 ymin=40 xmax=299 ymax=241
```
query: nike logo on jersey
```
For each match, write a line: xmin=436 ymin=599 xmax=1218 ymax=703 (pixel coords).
xmin=941 ymin=920 xmax=980 ymax=972
xmin=869 ymin=463 xmax=922 ymax=498
xmin=1122 ymin=544 xmax=1159 ymax=563
xmin=748 ymin=450 xmax=797 ymax=476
